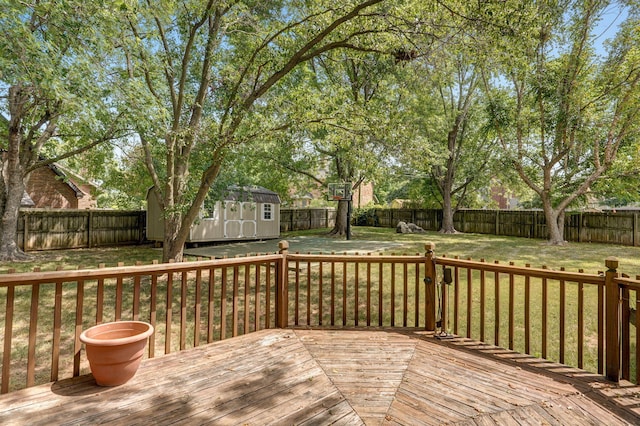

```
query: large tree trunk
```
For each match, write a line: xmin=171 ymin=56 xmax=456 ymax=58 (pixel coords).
xmin=328 ymin=200 xmax=349 ymax=236
xmin=0 ymin=155 xmax=29 ymax=261
xmin=439 ymin=186 xmax=457 ymax=234
xmin=542 ymin=200 xmax=566 ymax=245
xmin=162 ymin=213 xmax=189 ymax=262
xmin=0 ymin=93 xmax=32 ymax=261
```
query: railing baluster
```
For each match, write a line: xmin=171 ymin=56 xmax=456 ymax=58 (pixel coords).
xmin=508 ymin=264 xmax=514 ymax=351
xmin=27 ymin=271 xmax=40 ymax=387
xmin=494 ymin=261 xmax=500 ymax=347
xmin=415 ymin=262 xmax=420 ymax=328
xmin=207 ymin=268 xmax=215 ymax=342
xmin=96 ymin=264 xmax=105 ymax=324
xmin=636 ymin=278 xmax=640 ymax=384
xmin=115 ymin=261 xmax=124 ymax=321
xmin=480 ymin=260 xmax=485 ymax=342
xmin=467 ymin=265 xmax=472 ymax=339
xmin=453 ymin=263 xmax=459 ymax=335
xmin=378 ymin=261 xmax=383 ymax=326
xmin=621 ymin=284 xmax=630 ymax=380
xmin=318 ymin=261 xmax=323 ymax=326
xmin=559 ymin=269 xmax=566 ymax=364
xmin=403 ymin=262 xmax=408 ymax=327
xmin=367 ymin=259 xmax=372 ymax=327
xmin=525 ymin=265 xmax=531 ymax=355
xmin=578 ymin=278 xmax=583 ymax=369
xmin=133 ymin=275 xmax=141 ymax=321
xmin=2 ymin=284 xmax=15 ymax=394
xmin=255 ymin=264 xmax=261 ymax=332
xmin=149 ymin=272 xmax=157 ymax=358
xmin=342 ymin=259 xmax=347 ymax=326
xmin=194 ymin=268 xmax=202 ymax=346
xmin=244 ymin=264 xmax=250 ymax=334
xmin=307 ymin=258 xmax=311 ymax=326
xmin=354 ymin=259 xmax=359 ymax=326
xmin=51 ymin=280 xmax=62 ymax=382
xmin=73 ymin=279 xmax=84 ymax=377
xmin=232 ymin=266 xmax=239 ymax=337
xmin=391 ymin=262 xmax=396 ymax=327
xmin=294 ymin=256 xmax=300 ymax=326
xmin=330 ymin=259 xmax=335 ymax=326
xmin=165 ymin=272 xmax=173 ymax=354
xmin=598 ymin=279 xmax=604 ymax=375
xmin=542 ymin=273 xmax=548 ymax=360
xmin=180 ymin=271 xmax=188 ymax=350
xmin=220 ymin=267 xmax=227 ymax=340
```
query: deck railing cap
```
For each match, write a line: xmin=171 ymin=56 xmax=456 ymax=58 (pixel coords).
xmin=605 ymin=256 xmax=619 ymax=270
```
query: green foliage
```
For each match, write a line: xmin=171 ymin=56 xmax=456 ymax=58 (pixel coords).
xmin=483 ymin=1 xmax=640 ymax=240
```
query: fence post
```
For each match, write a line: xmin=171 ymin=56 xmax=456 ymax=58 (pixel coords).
xmin=425 ymin=242 xmax=437 ymax=331
xmin=276 ymin=240 xmax=289 ymax=328
xmin=87 ymin=210 xmax=93 ymax=248
xmin=605 ymin=256 xmax=620 ymax=382
xmin=23 ymin=213 xmax=29 ymax=252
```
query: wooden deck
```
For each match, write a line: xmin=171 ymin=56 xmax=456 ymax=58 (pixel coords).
xmin=1 ymin=328 xmax=639 ymax=425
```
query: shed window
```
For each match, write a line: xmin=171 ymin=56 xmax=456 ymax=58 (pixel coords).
xmin=262 ymin=203 xmax=273 ymax=221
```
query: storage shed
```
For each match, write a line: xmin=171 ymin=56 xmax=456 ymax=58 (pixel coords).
xmin=146 ymin=186 xmax=281 ymax=243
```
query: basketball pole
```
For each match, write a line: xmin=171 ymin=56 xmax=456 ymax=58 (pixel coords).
xmin=346 ymin=197 xmax=352 ymax=241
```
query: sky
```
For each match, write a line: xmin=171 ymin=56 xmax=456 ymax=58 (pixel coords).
xmin=592 ymin=3 xmax=629 ymax=57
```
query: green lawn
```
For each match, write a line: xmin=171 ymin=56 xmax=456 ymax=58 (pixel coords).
xmin=3 ymin=226 xmax=639 ymax=275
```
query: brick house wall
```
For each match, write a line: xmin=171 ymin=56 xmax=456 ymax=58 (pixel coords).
xmin=352 ymin=182 xmax=375 ymax=208
xmin=25 ymin=165 xmax=96 ymax=209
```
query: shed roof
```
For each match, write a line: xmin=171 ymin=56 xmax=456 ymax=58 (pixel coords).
xmin=225 ymin=186 xmax=281 ymax=204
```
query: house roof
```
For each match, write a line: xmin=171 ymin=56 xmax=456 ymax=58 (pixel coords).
xmin=47 ymin=163 xmax=92 ymax=198
xmin=21 ymin=191 xmax=35 ymax=207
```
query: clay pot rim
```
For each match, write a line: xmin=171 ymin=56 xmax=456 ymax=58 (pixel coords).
xmin=80 ymin=320 xmax=154 ymax=347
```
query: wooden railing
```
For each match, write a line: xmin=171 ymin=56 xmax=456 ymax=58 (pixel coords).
xmin=435 ymin=257 xmax=606 ymax=369
xmin=435 ymin=254 xmax=637 ymax=383
xmin=0 ymin=241 xmax=637 ymax=395
xmin=0 ymin=254 xmax=283 ymax=394
xmin=279 ymin=241 xmax=436 ymax=330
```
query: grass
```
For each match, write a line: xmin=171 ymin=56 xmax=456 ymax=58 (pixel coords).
xmin=4 ymin=226 xmax=639 ymax=274
xmin=350 ymin=226 xmax=640 ymax=275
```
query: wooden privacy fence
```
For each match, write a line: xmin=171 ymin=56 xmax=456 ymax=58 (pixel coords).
xmin=16 ymin=208 xmax=334 ymax=251
xmin=18 ymin=209 xmax=146 ymax=251
xmin=279 ymin=208 xmax=336 ymax=232
xmin=0 ymin=242 xmax=637 ymax=394
xmin=363 ymin=208 xmax=640 ymax=246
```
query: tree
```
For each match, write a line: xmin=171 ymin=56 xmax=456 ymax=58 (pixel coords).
xmin=400 ymin=51 xmax=496 ymax=233
xmin=117 ymin=0 xmax=411 ymax=261
xmin=590 ymin=140 xmax=640 ymax=207
xmin=486 ymin=1 xmax=640 ymax=244
xmin=255 ymin=50 xmax=405 ymax=236
xmin=0 ymin=1 xmax=126 ymax=260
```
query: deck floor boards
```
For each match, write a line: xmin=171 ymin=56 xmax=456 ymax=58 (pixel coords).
xmin=0 ymin=328 xmax=639 ymax=425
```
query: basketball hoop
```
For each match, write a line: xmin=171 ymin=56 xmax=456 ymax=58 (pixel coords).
xmin=327 ymin=182 xmax=351 ymax=202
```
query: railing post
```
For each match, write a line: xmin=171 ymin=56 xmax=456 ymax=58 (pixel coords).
xmin=425 ymin=242 xmax=436 ymax=331
xmin=605 ymin=256 xmax=620 ymax=382
xmin=276 ymin=240 xmax=289 ymax=328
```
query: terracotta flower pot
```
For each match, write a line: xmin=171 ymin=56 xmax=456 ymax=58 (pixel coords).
xmin=80 ymin=321 xmax=154 ymax=386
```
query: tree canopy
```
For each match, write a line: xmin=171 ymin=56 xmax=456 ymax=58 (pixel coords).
xmin=2 ymin=0 xmax=638 ymax=256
